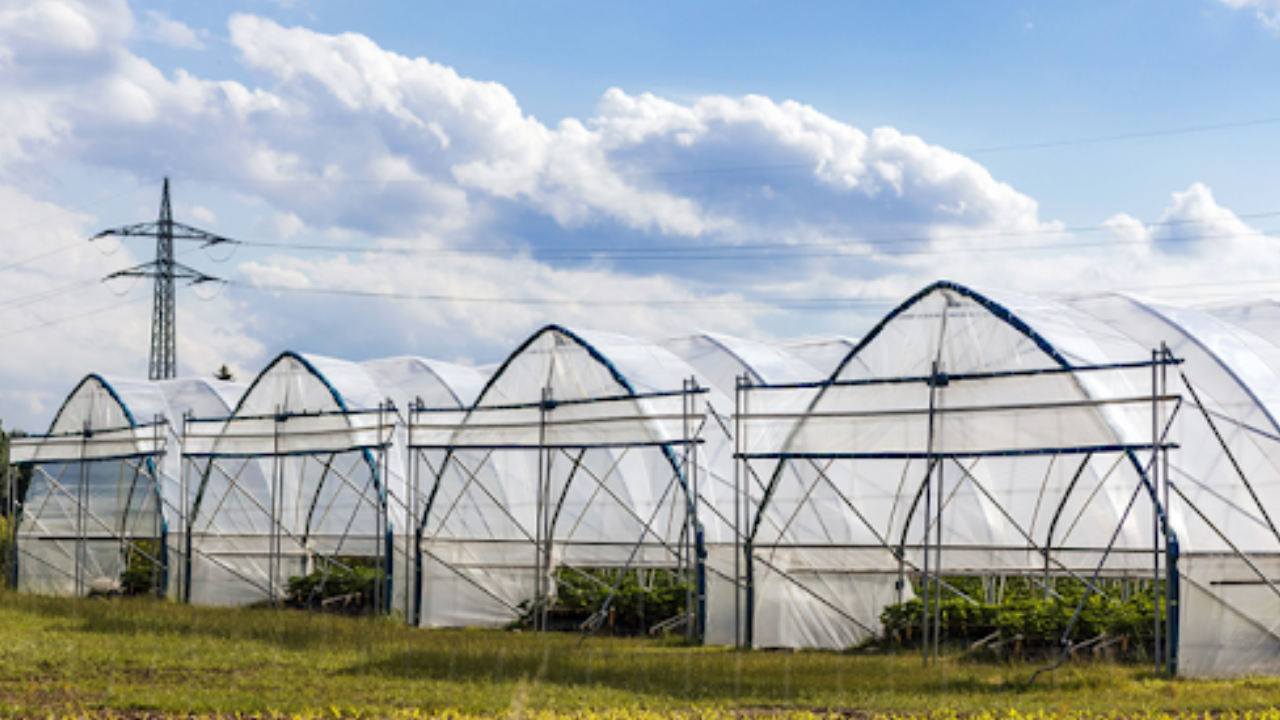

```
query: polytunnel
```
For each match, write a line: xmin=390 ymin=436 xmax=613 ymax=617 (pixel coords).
xmin=8 ymin=374 xmax=242 ymax=598
xmin=409 ymin=325 xmax=743 ymax=634
xmin=734 ymin=280 xmax=1280 ymax=677
xmin=181 ymin=352 xmax=485 ymax=611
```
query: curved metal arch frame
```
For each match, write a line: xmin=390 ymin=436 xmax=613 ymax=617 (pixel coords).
xmin=740 ymin=280 xmax=1180 ymax=655
xmin=186 ymin=350 xmax=394 ymax=608
xmin=752 ymin=280 xmax=1101 ymax=543
xmin=413 ymin=324 xmax=701 ymax=629
xmin=17 ymin=373 xmax=170 ymax=596
xmin=417 ymin=325 xmax=697 ymax=536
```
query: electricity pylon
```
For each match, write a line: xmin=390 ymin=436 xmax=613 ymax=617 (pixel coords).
xmin=92 ymin=179 xmax=230 ymax=380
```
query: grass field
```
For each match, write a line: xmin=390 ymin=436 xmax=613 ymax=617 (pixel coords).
xmin=3 ymin=589 xmax=1280 ymax=719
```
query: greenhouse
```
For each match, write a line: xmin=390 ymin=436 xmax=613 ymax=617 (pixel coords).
xmin=180 ymin=351 xmax=486 ymax=611
xmin=734 ymin=281 xmax=1280 ymax=677
xmin=407 ymin=326 xmax=730 ymax=633
xmin=8 ymin=279 xmax=1280 ymax=678
xmin=7 ymin=374 xmax=243 ymax=598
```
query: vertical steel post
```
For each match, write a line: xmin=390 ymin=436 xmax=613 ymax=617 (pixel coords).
xmin=933 ymin=452 xmax=944 ymax=662
xmin=5 ymin=454 xmax=14 ymax=589
xmin=734 ymin=376 xmax=743 ymax=649
xmin=922 ymin=363 xmax=938 ymax=664
xmin=536 ymin=386 xmax=549 ymax=633
xmin=684 ymin=378 xmax=693 ymax=643
xmin=376 ymin=402 xmax=385 ymax=616
xmin=692 ymin=379 xmax=704 ymax=642
xmin=180 ymin=411 xmax=189 ymax=603
xmin=742 ymin=375 xmax=755 ymax=649
xmin=1161 ymin=344 xmax=1175 ymax=677
xmin=153 ymin=415 xmax=162 ymax=597
xmin=1157 ymin=348 xmax=1167 ymax=666
xmin=77 ymin=423 xmax=89 ymax=598
xmin=271 ymin=407 xmax=281 ymax=608
xmin=408 ymin=400 xmax=418 ymax=626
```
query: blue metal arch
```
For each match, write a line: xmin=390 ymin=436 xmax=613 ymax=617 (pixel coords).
xmin=47 ymin=373 xmax=141 ymax=432
xmin=191 ymin=350 xmax=393 ymax=604
xmin=25 ymin=373 xmax=168 ymax=595
xmin=414 ymin=324 xmax=699 ymax=620
xmin=825 ymin=280 xmax=1072 ymax=383
xmin=468 ymin=324 xmax=650 ymax=408
xmin=751 ymin=279 xmax=1173 ymax=547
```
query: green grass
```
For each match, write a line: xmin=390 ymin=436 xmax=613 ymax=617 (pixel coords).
xmin=1 ymin=589 xmax=1279 ymax=718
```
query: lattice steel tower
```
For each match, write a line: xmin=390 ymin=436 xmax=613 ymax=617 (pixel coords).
xmin=93 ymin=179 xmax=230 ymax=380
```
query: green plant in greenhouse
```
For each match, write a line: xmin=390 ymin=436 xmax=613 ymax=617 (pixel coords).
xmin=527 ymin=567 xmax=689 ymax=634
xmin=287 ymin=560 xmax=385 ymax=613
xmin=119 ymin=538 xmax=163 ymax=596
xmin=879 ymin=576 xmax=1165 ymax=656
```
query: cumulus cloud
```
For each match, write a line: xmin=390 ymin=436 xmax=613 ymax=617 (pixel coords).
xmin=1219 ymin=0 xmax=1280 ymax=30
xmin=140 ymin=11 xmax=206 ymax=50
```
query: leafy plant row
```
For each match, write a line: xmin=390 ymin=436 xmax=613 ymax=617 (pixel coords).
xmin=520 ymin=567 xmax=690 ymax=634
xmin=880 ymin=577 xmax=1166 ymax=650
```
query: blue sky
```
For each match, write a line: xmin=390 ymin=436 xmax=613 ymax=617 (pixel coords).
xmin=2 ymin=0 xmax=1280 ymax=430
xmin=126 ymin=0 xmax=1280 ymax=222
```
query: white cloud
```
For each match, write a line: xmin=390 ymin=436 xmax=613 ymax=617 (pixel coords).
xmin=141 ymin=11 xmax=205 ymax=50
xmin=270 ymin=211 xmax=304 ymax=239
xmin=1219 ymin=0 xmax=1280 ymax=29
xmin=187 ymin=204 xmax=216 ymax=224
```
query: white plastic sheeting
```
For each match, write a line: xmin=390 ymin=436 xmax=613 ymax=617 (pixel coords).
xmin=733 ymin=281 xmax=1280 ymax=674
xmin=12 ymin=375 xmax=243 ymax=597
xmin=184 ymin=351 xmax=485 ymax=610
xmin=412 ymin=326 xmax=727 ymax=629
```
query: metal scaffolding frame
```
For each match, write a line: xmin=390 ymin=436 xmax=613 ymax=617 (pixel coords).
xmin=408 ymin=380 xmax=708 ymax=640
xmin=180 ymin=405 xmax=397 ymax=611
xmin=734 ymin=351 xmax=1186 ymax=675
xmin=7 ymin=419 xmax=169 ymax=598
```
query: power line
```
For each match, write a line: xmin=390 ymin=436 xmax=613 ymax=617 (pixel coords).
xmin=0 ymin=278 xmax=103 ymax=315
xmin=965 ymin=115 xmax=1280 ymax=155
xmin=226 ymin=280 xmax=894 ymax=309
xmin=234 ymin=226 xmax=1280 ymax=263
xmin=0 ymin=180 xmax=160 ymax=271
xmin=0 ymin=294 xmax=152 ymax=341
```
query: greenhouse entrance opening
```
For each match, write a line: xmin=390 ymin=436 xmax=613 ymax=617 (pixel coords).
xmin=181 ymin=406 xmax=398 ymax=611
xmin=735 ymin=351 xmax=1183 ymax=674
xmin=409 ymin=379 xmax=708 ymax=640
xmin=9 ymin=421 xmax=169 ymax=598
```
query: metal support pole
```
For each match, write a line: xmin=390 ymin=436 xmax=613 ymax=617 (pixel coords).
xmin=153 ymin=415 xmax=162 ymax=597
xmin=684 ymin=378 xmax=694 ymax=644
xmin=1152 ymin=349 xmax=1161 ymax=670
xmin=77 ymin=423 xmax=89 ymax=598
xmin=272 ymin=407 xmax=282 ymax=608
xmin=408 ymin=401 xmax=418 ymax=626
xmin=734 ymin=376 xmax=743 ymax=649
xmin=692 ymin=379 xmax=704 ymax=642
xmin=536 ymin=386 xmax=550 ymax=633
xmin=740 ymin=375 xmax=756 ymax=648
xmin=933 ymin=451 xmax=944 ymax=662
xmin=5 ymin=455 xmax=14 ymax=589
xmin=1161 ymin=343 xmax=1175 ymax=677
xmin=922 ymin=361 xmax=938 ymax=664
xmin=180 ymin=411 xmax=189 ymax=603
xmin=376 ymin=401 xmax=385 ymax=616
